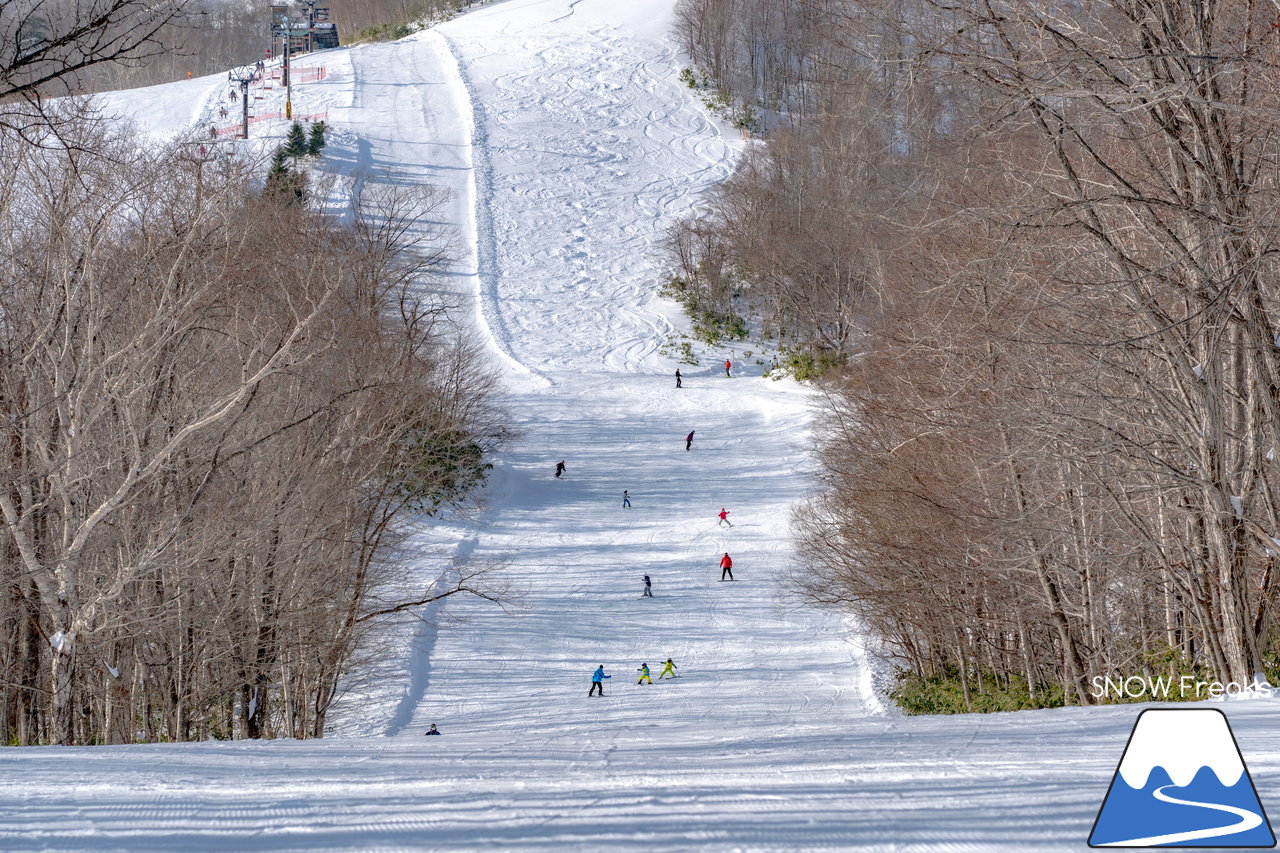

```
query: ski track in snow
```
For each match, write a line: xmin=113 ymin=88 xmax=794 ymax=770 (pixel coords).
xmin=12 ymin=0 xmax=1280 ymax=850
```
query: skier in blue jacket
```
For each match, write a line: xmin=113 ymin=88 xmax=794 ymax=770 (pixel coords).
xmin=589 ymin=665 xmax=611 ymax=697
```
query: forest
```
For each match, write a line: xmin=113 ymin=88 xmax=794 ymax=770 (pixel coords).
xmin=0 ymin=1 xmax=503 ymax=745
xmin=5 ymin=0 xmax=486 ymax=95
xmin=671 ymin=0 xmax=1280 ymax=712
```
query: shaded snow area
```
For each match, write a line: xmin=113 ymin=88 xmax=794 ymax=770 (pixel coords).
xmin=9 ymin=0 xmax=1280 ymax=849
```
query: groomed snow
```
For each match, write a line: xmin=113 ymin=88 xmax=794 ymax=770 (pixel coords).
xmin=7 ymin=0 xmax=1280 ymax=850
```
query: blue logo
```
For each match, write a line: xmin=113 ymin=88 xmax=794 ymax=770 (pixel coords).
xmin=1090 ymin=708 xmax=1275 ymax=847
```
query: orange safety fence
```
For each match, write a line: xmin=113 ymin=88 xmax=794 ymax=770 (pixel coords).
xmin=211 ymin=109 xmax=330 ymax=137
xmin=268 ymin=66 xmax=327 ymax=84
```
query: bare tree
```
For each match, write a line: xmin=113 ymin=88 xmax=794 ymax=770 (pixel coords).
xmin=0 ymin=0 xmax=196 ymax=130
xmin=0 ymin=119 xmax=505 ymax=745
xmin=676 ymin=0 xmax=1280 ymax=708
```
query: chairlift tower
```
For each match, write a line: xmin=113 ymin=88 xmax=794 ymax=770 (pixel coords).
xmin=229 ymin=68 xmax=257 ymax=139
xmin=264 ymin=1 xmax=337 ymax=121
xmin=269 ymin=23 xmax=294 ymax=118
xmin=303 ymin=0 xmax=318 ymax=53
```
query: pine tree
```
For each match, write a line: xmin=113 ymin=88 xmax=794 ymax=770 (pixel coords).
xmin=265 ymin=146 xmax=306 ymax=206
xmin=283 ymin=121 xmax=308 ymax=159
xmin=267 ymin=146 xmax=291 ymax=184
xmin=307 ymin=121 xmax=327 ymax=156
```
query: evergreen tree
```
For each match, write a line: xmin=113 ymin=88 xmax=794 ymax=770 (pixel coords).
xmin=266 ymin=146 xmax=290 ymax=184
xmin=283 ymin=121 xmax=308 ymax=159
xmin=307 ymin=121 xmax=328 ymax=156
xmin=265 ymin=146 xmax=306 ymax=206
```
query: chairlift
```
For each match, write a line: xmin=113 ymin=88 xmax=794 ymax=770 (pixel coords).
xmin=179 ymin=141 xmax=222 ymax=164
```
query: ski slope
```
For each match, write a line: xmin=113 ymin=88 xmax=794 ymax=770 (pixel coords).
xmin=8 ymin=0 xmax=1280 ymax=850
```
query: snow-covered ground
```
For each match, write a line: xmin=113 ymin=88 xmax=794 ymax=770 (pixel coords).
xmin=9 ymin=0 xmax=1280 ymax=850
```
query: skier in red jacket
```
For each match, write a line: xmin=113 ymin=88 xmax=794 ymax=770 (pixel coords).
xmin=724 ymin=359 xmax=732 ymax=378
xmin=719 ymin=553 xmax=734 ymax=581
xmin=718 ymin=508 xmax=732 ymax=527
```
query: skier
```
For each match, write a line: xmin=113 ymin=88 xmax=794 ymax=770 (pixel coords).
xmin=555 ymin=460 xmax=566 ymax=479
xmin=659 ymin=658 xmax=678 ymax=679
xmin=718 ymin=508 xmax=732 ymax=527
xmin=637 ymin=663 xmax=652 ymax=685
xmin=724 ymin=358 xmax=732 ymax=378
xmin=623 ymin=490 xmax=631 ymax=508
xmin=685 ymin=430 xmax=695 ymax=451
xmin=719 ymin=552 xmax=734 ymax=581
xmin=675 ymin=368 xmax=682 ymax=388
xmin=642 ymin=574 xmax=653 ymax=597
xmin=589 ymin=665 xmax=611 ymax=696
xmin=424 ymin=723 xmax=441 ymax=736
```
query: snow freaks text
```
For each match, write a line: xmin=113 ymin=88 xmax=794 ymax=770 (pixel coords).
xmin=1090 ymin=675 xmax=1275 ymax=701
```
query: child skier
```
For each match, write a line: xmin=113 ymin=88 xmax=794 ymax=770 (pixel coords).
xmin=719 ymin=552 xmax=734 ymax=581
xmin=589 ymin=665 xmax=611 ymax=696
xmin=718 ymin=508 xmax=732 ymax=527
xmin=675 ymin=368 xmax=682 ymax=388
xmin=623 ymin=490 xmax=631 ymax=508
xmin=724 ymin=358 xmax=732 ymax=378
xmin=642 ymin=574 xmax=653 ymax=597
xmin=637 ymin=663 xmax=652 ymax=685
xmin=659 ymin=658 xmax=678 ymax=679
